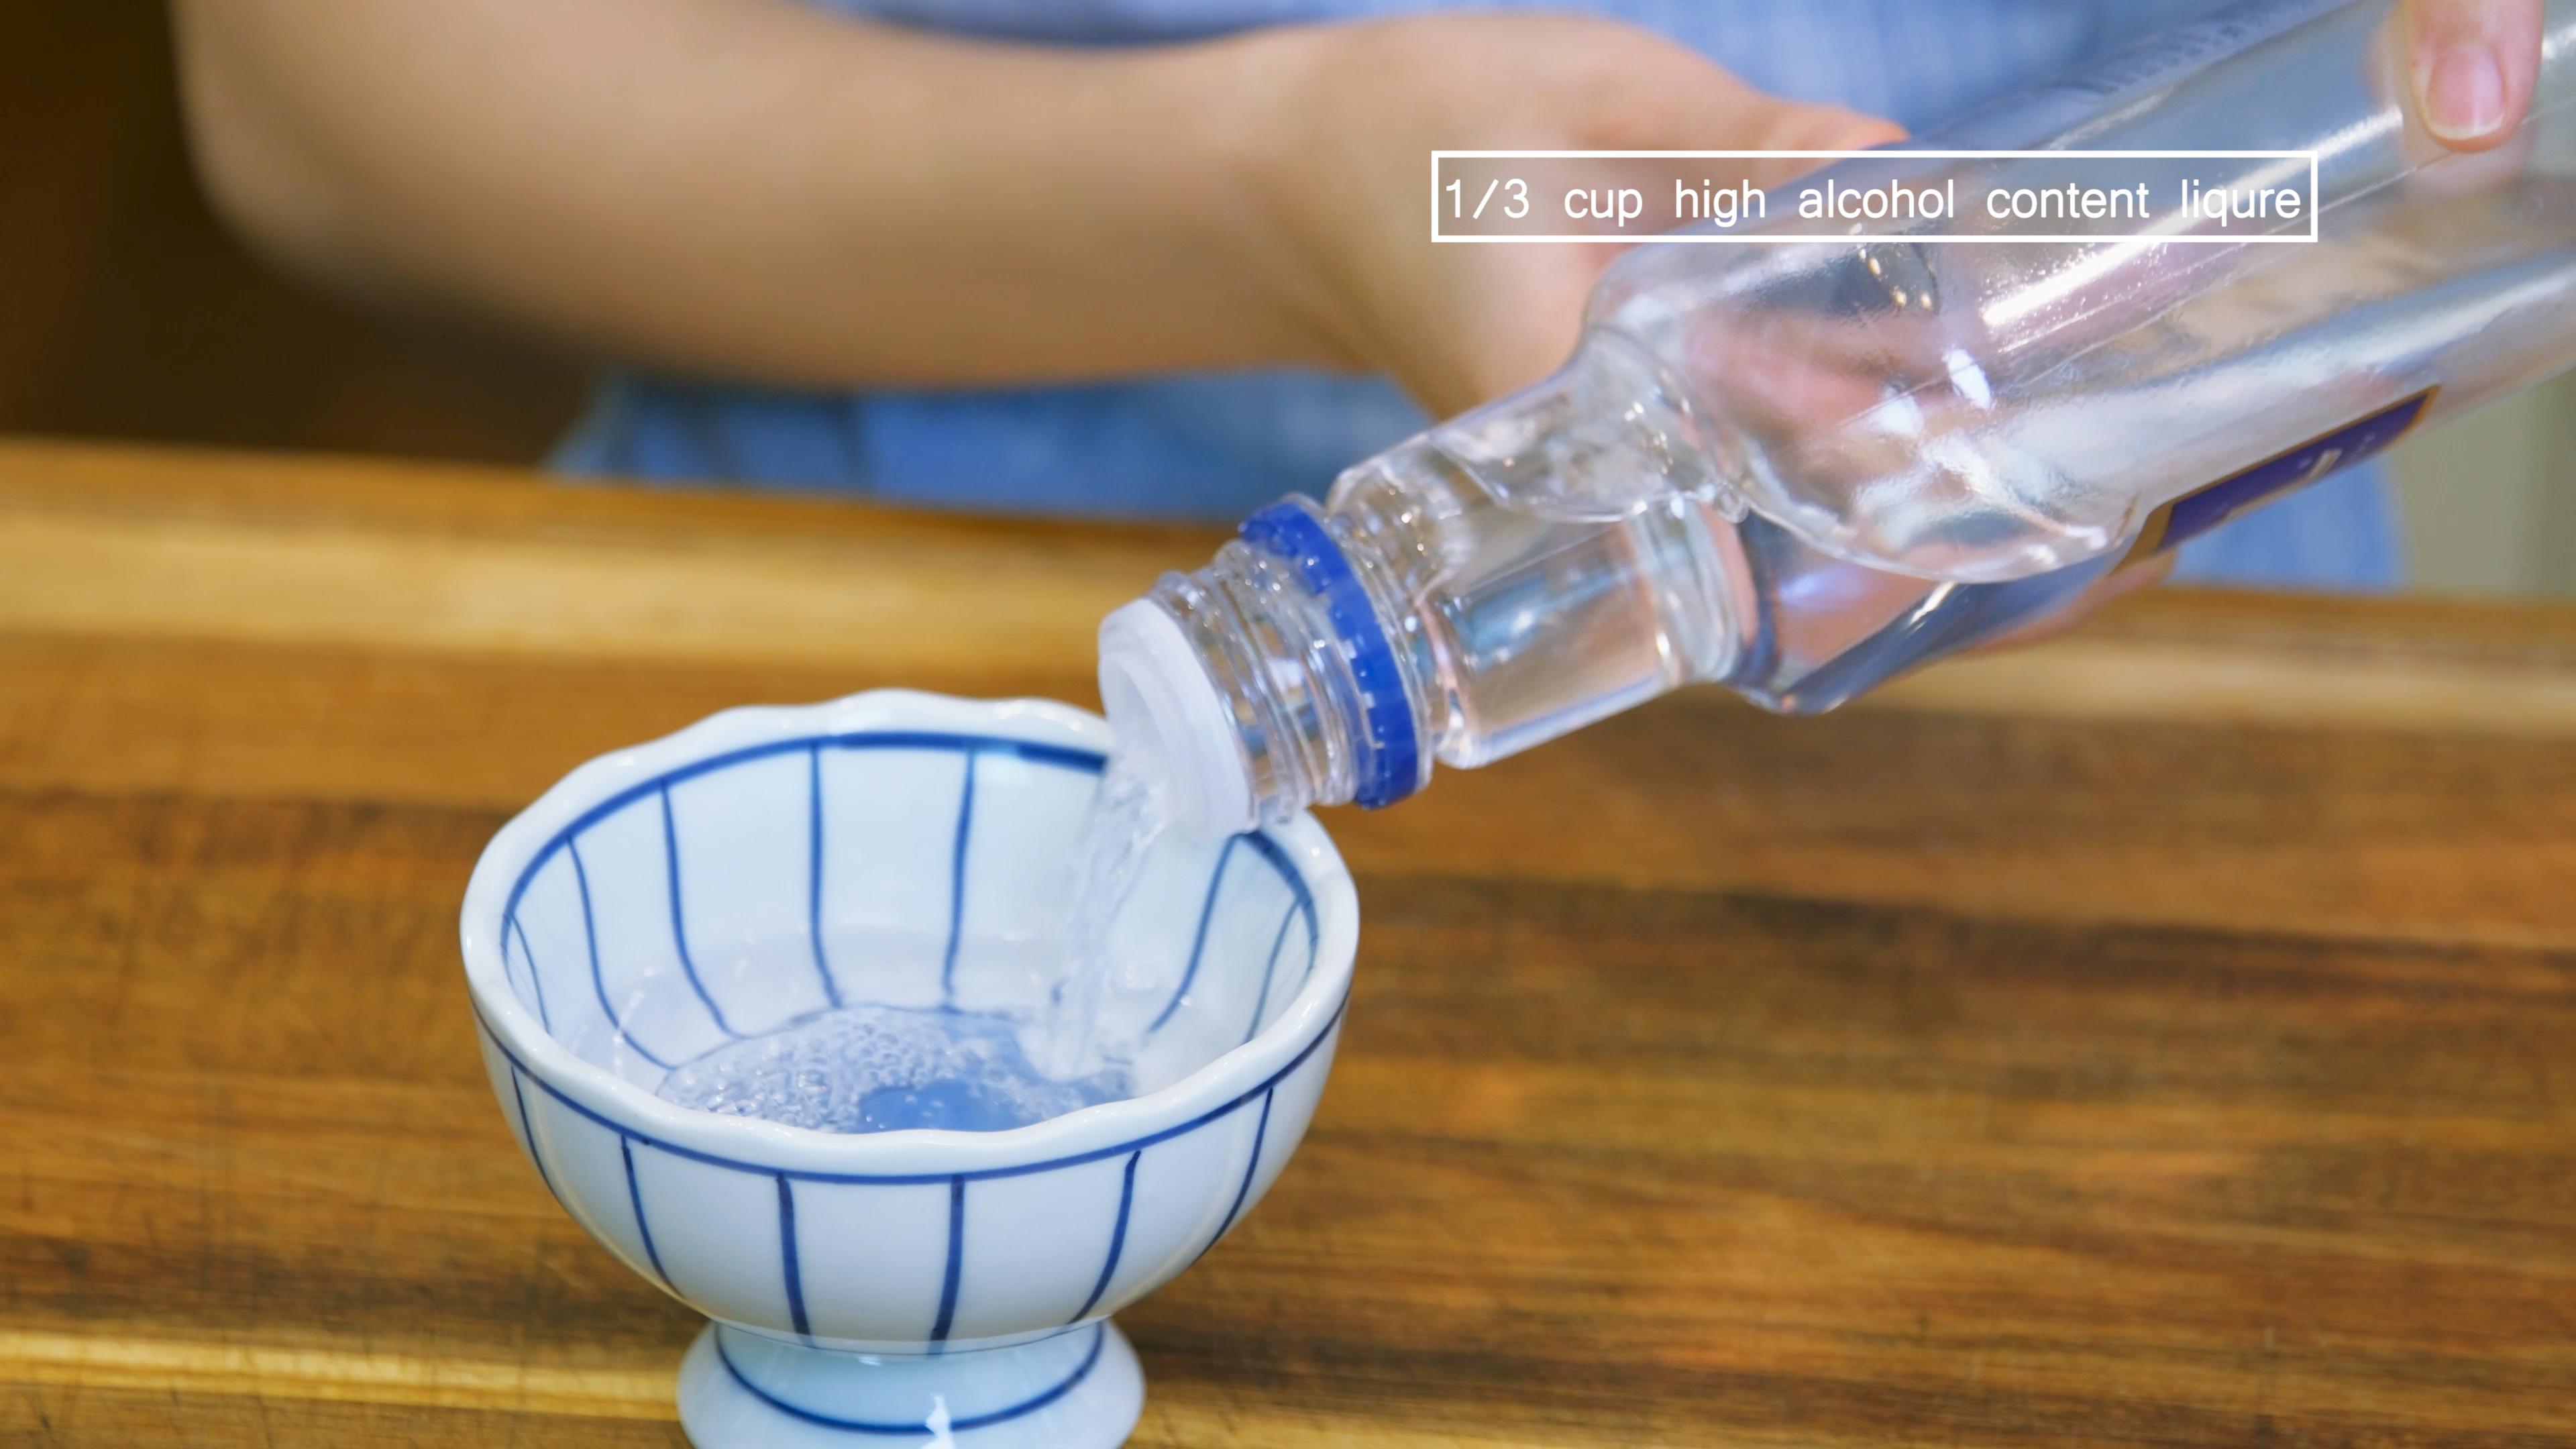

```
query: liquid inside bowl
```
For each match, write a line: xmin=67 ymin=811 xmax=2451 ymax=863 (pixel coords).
xmin=657 ymin=996 xmax=1133 ymax=1135
xmin=492 ymin=734 xmax=1322 ymax=1122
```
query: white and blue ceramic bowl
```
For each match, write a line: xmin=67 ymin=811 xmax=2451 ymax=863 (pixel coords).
xmin=459 ymin=691 xmax=1358 ymax=1448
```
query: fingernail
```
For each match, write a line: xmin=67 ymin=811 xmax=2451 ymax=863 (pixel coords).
xmin=2424 ymin=45 xmax=2506 ymax=141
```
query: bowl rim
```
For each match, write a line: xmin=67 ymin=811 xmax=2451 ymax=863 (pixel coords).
xmin=460 ymin=688 xmax=1358 ymax=1181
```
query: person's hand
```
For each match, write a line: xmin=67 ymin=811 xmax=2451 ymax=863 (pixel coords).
xmin=2404 ymin=0 xmax=2546 ymax=148
xmin=1246 ymin=15 xmax=1901 ymax=419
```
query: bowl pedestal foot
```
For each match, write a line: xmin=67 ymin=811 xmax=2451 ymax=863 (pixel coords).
xmin=677 ymin=1320 xmax=1142 ymax=1448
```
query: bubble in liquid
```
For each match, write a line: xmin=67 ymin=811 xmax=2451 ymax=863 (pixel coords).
xmin=656 ymin=1004 xmax=1131 ymax=1134
xmin=655 ymin=745 xmax=1177 ymax=1135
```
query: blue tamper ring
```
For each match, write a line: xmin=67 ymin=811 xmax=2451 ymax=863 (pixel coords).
xmin=1239 ymin=501 xmax=1421 ymax=810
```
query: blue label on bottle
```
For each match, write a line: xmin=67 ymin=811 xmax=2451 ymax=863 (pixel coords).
xmin=2133 ymin=388 xmax=2434 ymax=559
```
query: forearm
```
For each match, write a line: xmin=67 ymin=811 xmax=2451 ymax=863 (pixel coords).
xmin=172 ymin=0 xmax=1340 ymax=387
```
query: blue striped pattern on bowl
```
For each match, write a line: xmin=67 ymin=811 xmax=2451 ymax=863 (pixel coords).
xmin=461 ymin=696 xmax=1355 ymax=1354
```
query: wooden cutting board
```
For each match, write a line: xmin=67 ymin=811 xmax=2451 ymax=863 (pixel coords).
xmin=2 ymin=440 xmax=2570 ymax=1446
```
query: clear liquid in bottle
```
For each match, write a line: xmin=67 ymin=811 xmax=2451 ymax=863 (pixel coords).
xmin=1099 ymin=0 xmax=2576 ymax=839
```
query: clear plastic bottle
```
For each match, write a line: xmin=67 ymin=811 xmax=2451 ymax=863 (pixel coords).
xmin=1100 ymin=0 xmax=2576 ymax=838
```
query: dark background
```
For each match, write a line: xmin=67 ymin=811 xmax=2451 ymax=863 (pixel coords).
xmin=6 ymin=3 xmax=2571 ymax=596
xmin=0 ymin=2 xmax=583 ymax=464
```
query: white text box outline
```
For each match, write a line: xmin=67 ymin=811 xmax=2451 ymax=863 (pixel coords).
xmin=1430 ymin=150 xmax=2321 ymax=244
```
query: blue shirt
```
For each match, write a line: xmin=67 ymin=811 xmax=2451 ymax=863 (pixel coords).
xmin=552 ymin=0 xmax=2400 ymax=590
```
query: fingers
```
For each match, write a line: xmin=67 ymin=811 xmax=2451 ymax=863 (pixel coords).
xmin=1743 ymin=103 xmax=1910 ymax=166
xmin=1440 ymin=244 xmax=1622 ymax=414
xmin=1611 ymin=51 xmax=1905 ymax=167
xmin=1284 ymin=13 xmax=1913 ymax=417
xmin=2402 ymin=0 xmax=2545 ymax=149
xmin=1435 ymin=23 xmax=1904 ymax=409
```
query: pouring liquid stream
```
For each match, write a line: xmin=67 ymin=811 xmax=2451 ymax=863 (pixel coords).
xmin=655 ymin=745 xmax=1176 ymax=1134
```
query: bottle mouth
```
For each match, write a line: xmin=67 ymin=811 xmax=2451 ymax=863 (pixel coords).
xmin=1096 ymin=600 xmax=1256 ymax=840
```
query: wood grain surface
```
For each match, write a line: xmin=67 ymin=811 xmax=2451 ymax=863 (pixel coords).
xmin=1 ymin=441 xmax=2570 ymax=1447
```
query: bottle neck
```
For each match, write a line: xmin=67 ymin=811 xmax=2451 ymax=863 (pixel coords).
xmin=1102 ymin=331 xmax=1746 ymax=837
xmin=1134 ymin=497 xmax=1435 ymax=833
